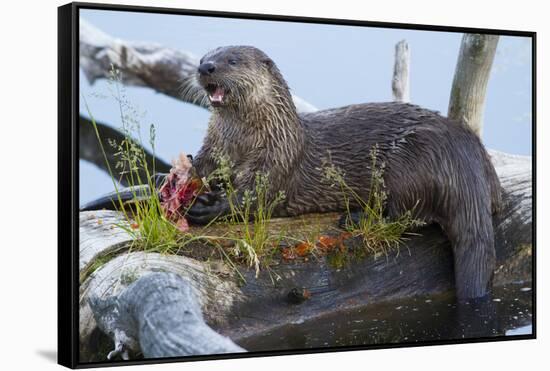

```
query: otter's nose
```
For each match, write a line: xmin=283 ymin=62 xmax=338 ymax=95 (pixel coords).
xmin=198 ymin=62 xmax=216 ymax=76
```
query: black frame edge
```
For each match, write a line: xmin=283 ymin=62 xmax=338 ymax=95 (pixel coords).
xmin=73 ymin=1 xmax=535 ymax=36
xmin=62 ymin=1 xmax=536 ymax=368
xmin=530 ymin=31 xmax=537 ymax=339
xmin=58 ymin=2 xmax=78 ymax=369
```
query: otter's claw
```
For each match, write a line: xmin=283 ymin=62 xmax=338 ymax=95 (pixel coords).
xmin=186 ymin=192 xmax=230 ymax=225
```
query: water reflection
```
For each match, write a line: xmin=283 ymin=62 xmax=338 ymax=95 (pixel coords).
xmin=238 ymin=283 xmax=532 ymax=351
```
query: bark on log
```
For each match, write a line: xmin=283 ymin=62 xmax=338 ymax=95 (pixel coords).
xmin=80 ymin=115 xmax=171 ymax=186
xmin=79 ymin=150 xmax=532 ymax=362
xmin=79 ymin=19 xmax=318 ymax=113
xmin=392 ymin=40 xmax=410 ymax=103
xmin=448 ymin=34 xmax=499 ymax=136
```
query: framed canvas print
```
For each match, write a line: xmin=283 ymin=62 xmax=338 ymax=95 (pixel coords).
xmin=58 ymin=2 xmax=536 ymax=368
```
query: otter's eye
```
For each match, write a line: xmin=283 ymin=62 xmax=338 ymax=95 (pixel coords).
xmin=228 ymin=59 xmax=237 ymax=66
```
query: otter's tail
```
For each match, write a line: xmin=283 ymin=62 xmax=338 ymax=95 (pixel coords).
xmin=445 ymin=211 xmax=496 ymax=299
xmin=484 ymin=151 xmax=503 ymax=215
xmin=441 ymin=157 xmax=498 ymax=300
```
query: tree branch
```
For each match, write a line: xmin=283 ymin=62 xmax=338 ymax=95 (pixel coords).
xmin=448 ymin=34 xmax=499 ymax=136
xmin=79 ymin=19 xmax=317 ymax=113
xmin=80 ymin=115 xmax=171 ymax=186
xmin=392 ymin=40 xmax=410 ymax=102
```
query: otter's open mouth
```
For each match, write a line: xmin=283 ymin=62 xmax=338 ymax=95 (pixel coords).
xmin=205 ymin=84 xmax=226 ymax=106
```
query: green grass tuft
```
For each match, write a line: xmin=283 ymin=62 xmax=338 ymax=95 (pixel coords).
xmin=206 ymin=151 xmax=287 ymax=278
xmin=84 ymin=65 xmax=184 ymax=255
xmin=322 ymin=145 xmax=424 ymax=259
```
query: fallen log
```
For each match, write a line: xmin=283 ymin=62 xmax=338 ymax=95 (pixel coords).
xmin=79 ymin=150 xmax=532 ymax=362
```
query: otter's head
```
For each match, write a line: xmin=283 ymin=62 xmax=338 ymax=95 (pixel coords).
xmin=197 ymin=46 xmax=291 ymax=110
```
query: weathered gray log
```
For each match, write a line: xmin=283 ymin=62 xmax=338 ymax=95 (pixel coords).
xmin=79 ymin=150 xmax=531 ymax=361
xmin=80 ymin=115 xmax=171 ymax=186
xmin=89 ymin=272 xmax=245 ymax=359
xmin=392 ymin=40 xmax=410 ymax=103
xmin=79 ymin=19 xmax=317 ymax=113
xmin=79 ymin=210 xmax=133 ymax=278
xmin=448 ymin=34 xmax=499 ymax=136
xmin=79 ymin=250 xmax=246 ymax=360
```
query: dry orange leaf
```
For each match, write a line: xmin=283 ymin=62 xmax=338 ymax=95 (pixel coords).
xmin=317 ymin=235 xmax=339 ymax=251
xmin=339 ymin=231 xmax=353 ymax=240
xmin=295 ymin=241 xmax=313 ymax=257
xmin=337 ymin=232 xmax=352 ymax=251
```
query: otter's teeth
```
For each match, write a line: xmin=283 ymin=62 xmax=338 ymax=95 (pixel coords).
xmin=209 ymin=86 xmax=225 ymax=103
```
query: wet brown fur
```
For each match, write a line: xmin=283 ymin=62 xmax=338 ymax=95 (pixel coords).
xmin=193 ymin=46 xmax=502 ymax=299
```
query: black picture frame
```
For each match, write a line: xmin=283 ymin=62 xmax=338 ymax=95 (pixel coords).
xmin=58 ymin=2 xmax=536 ymax=369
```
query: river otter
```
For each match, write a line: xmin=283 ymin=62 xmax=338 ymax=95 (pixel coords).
xmin=186 ymin=45 xmax=501 ymax=300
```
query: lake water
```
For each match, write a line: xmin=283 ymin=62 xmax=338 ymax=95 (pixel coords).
xmin=237 ymin=283 xmax=533 ymax=351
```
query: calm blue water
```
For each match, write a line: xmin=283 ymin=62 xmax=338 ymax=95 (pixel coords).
xmin=79 ymin=10 xmax=532 ymax=205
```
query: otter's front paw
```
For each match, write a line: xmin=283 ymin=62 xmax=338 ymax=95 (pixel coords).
xmin=186 ymin=192 xmax=230 ymax=225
